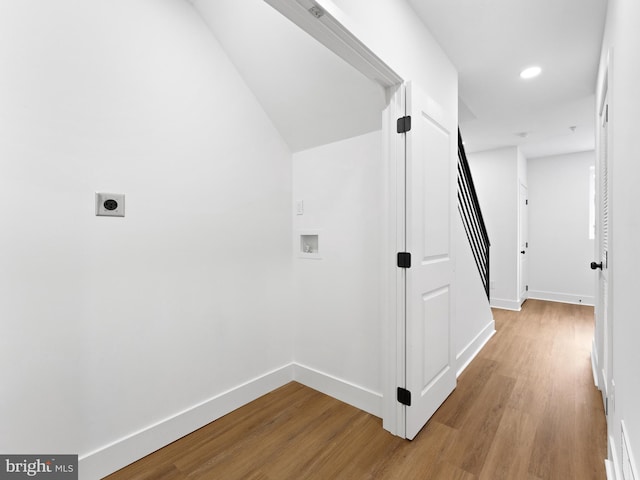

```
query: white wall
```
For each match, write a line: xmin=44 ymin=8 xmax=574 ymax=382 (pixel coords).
xmin=330 ymin=0 xmax=457 ymax=122
xmin=292 ymin=131 xmax=384 ymax=415
xmin=528 ymin=151 xmax=596 ymax=305
xmin=468 ymin=147 xmax=520 ymax=310
xmin=0 ymin=1 xmax=293 ymax=478
xmin=454 ymin=216 xmax=495 ymax=374
xmin=0 ymin=0 xmax=466 ymax=477
xmin=596 ymin=0 xmax=640 ymax=477
xmin=292 ymin=131 xmax=495 ymax=415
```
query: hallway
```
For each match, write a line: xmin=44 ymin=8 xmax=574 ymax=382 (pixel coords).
xmin=106 ymin=300 xmax=606 ymax=479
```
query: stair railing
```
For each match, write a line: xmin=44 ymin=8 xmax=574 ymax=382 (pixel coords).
xmin=457 ymin=130 xmax=490 ymax=300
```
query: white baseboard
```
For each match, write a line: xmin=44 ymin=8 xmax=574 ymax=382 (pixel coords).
xmin=79 ymin=364 xmax=294 ymax=480
xmin=490 ymin=298 xmax=521 ymax=311
xmin=292 ymin=363 xmax=383 ymax=418
xmin=608 ymin=434 xmax=622 ymax=480
xmin=528 ymin=290 xmax=595 ymax=306
xmin=622 ymin=421 xmax=639 ymax=480
xmin=456 ymin=319 xmax=496 ymax=377
xmin=606 ymin=426 xmax=639 ymax=480
xmin=80 ymin=363 xmax=383 ymax=479
xmin=606 ymin=458 xmax=617 ymax=480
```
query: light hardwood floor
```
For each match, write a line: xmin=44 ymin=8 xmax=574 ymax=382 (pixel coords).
xmin=105 ymin=300 xmax=607 ymax=479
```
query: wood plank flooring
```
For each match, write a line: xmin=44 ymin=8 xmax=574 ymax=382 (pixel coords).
xmin=105 ymin=300 xmax=607 ymax=479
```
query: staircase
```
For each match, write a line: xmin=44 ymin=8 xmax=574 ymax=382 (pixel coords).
xmin=457 ymin=130 xmax=490 ymax=299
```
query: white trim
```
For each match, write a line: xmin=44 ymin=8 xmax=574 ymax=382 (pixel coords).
xmin=490 ymin=298 xmax=522 ymax=311
xmin=602 ymin=368 xmax=610 ymax=400
xmin=528 ymin=290 xmax=595 ymax=306
xmin=292 ymin=363 xmax=383 ymax=417
xmin=608 ymin=433 xmax=623 ymax=480
xmin=381 ymin=84 xmax=406 ymax=438
xmin=80 ymin=363 xmax=388 ymax=479
xmin=606 ymin=459 xmax=617 ymax=480
xmin=264 ymin=0 xmax=402 ymax=88
xmin=79 ymin=365 xmax=293 ymax=480
xmin=598 ymin=48 xmax=612 ymax=118
xmin=591 ymin=337 xmax=601 ymax=389
xmin=455 ymin=319 xmax=496 ymax=377
xmin=622 ymin=421 xmax=639 ymax=480
xmin=518 ymin=182 xmax=529 ymax=305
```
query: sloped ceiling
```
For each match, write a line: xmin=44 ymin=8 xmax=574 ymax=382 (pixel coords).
xmin=190 ymin=0 xmax=385 ymax=153
xmin=192 ymin=0 xmax=607 ymax=159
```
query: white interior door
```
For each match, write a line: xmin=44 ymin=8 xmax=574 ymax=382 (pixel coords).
xmin=595 ymin=91 xmax=613 ymax=413
xmin=404 ymin=82 xmax=456 ymax=440
xmin=519 ymin=183 xmax=529 ymax=303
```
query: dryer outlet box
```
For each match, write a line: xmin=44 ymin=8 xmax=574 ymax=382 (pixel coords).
xmin=96 ymin=192 xmax=125 ymax=217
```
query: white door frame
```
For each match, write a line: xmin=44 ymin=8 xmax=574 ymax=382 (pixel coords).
xmin=382 ymin=84 xmax=407 ymax=437
xmin=518 ymin=183 xmax=529 ymax=305
xmin=263 ymin=0 xmax=408 ymax=437
xmin=593 ymin=48 xmax=613 ymax=412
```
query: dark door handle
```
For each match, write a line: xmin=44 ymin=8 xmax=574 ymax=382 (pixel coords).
xmin=520 ymin=250 xmax=526 ymax=254
xmin=591 ymin=262 xmax=603 ymax=270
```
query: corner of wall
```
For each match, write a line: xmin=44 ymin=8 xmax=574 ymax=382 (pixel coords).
xmin=528 ymin=290 xmax=595 ymax=306
xmin=292 ymin=363 xmax=383 ymax=418
xmin=79 ymin=365 xmax=294 ymax=480
xmin=489 ymin=298 xmax=522 ymax=311
xmin=456 ymin=320 xmax=496 ymax=377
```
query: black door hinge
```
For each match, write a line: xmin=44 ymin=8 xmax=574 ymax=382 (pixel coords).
xmin=397 ymin=387 xmax=412 ymax=406
xmin=397 ymin=115 xmax=412 ymax=134
xmin=397 ymin=252 xmax=412 ymax=268
xmin=526 ymin=199 xmax=529 ymax=205
xmin=526 ymin=285 xmax=529 ymax=292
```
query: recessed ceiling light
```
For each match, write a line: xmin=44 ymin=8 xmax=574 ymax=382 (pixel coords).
xmin=520 ymin=66 xmax=542 ymax=79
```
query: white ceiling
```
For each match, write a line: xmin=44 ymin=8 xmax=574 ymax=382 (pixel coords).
xmin=192 ymin=0 xmax=608 ymax=158
xmin=406 ymin=0 xmax=608 ymax=158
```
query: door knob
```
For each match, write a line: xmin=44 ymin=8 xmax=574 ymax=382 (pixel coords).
xmin=591 ymin=261 xmax=603 ymax=270
xmin=520 ymin=250 xmax=526 ymax=254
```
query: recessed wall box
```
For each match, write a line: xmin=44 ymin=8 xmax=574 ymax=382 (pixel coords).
xmin=298 ymin=231 xmax=321 ymax=259
xmin=300 ymin=234 xmax=318 ymax=254
xmin=96 ymin=192 xmax=125 ymax=217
